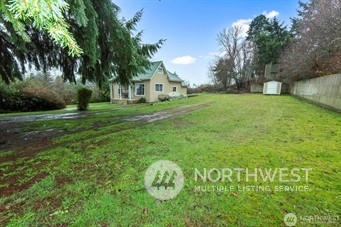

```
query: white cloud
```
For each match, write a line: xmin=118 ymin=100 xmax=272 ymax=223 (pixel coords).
xmin=262 ymin=10 xmax=279 ymax=19
xmin=171 ymin=55 xmax=196 ymax=65
xmin=232 ymin=19 xmax=252 ymax=37
xmin=230 ymin=10 xmax=280 ymax=37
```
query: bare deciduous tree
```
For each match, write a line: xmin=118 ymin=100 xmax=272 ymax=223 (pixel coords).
xmin=213 ymin=25 xmax=254 ymax=90
xmin=280 ymin=0 xmax=341 ymax=81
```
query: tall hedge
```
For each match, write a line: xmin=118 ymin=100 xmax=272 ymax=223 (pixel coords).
xmin=0 ymin=80 xmax=66 ymax=112
xmin=77 ymin=87 xmax=93 ymax=111
xmin=16 ymin=80 xmax=66 ymax=111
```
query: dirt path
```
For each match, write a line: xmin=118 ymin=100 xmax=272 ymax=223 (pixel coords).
xmin=0 ymin=112 xmax=83 ymax=123
xmin=0 ymin=103 xmax=209 ymax=153
xmin=125 ymin=103 xmax=209 ymax=122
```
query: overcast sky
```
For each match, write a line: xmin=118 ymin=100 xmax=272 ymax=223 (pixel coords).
xmin=115 ymin=0 xmax=299 ymax=86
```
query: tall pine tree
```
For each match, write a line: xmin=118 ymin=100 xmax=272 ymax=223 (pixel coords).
xmin=247 ymin=15 xmax=291 ymax=76
xmin=0 ymin=0 xmax=164 ymax=87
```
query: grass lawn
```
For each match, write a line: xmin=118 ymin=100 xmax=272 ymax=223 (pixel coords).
xmin=0 ymin=94 xmax=340 ymax=226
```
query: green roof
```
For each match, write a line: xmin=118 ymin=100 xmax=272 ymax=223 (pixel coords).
xmin=110 ymin=61 xmax=186 ymax=85
xmin=132 ymin=61 xmax=162 ymax=81
xmin=166 ymin=70 xmax=183 ymax=82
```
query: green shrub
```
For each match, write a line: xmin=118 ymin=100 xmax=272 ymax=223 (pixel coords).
xmin=0 ymin=79 xmax=66 ymax=112
xmin=77 ymin=87 xmax=93 ymax=111
xmin=15 ymin=79 xmax=66 ymax=111
xmin=137 ymin=97 xmax=146 ymax=103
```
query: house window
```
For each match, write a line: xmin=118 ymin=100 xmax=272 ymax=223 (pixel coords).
xmin=135 ymin=83 xmax=145 ymax=96
xmin=172 ymin=86 xmax=177 ymax=92
xmin=157 ymin=67 xmax=163 ymax=74
xmin=155 ymin=83 xmax=163 ymax=92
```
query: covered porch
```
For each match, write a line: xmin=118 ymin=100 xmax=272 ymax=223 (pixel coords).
xmin=109 ymin=83 xmax=139 ymax=104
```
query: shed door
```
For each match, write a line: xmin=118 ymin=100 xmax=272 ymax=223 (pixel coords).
xmin=267 ymin=83 xmax=278 ymax=94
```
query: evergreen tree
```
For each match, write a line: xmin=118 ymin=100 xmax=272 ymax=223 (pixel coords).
xmin=247 ymin=15 xmax=292 ymax=76
xmin=0 ymin=0 xmax=164 ymax=87
xmin=1 ymin=0 xmax=83 ymax=56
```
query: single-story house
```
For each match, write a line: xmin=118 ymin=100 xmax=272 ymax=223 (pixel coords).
xmin=109 ymin=61 xmax=187 ymax=103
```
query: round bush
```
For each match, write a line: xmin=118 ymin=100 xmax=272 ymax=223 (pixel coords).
xmin=77 ymin=87 xmax=93 ymax=111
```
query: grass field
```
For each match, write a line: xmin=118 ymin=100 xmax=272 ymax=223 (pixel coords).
xmin=0 ymin=94 xmax=340 ymax=226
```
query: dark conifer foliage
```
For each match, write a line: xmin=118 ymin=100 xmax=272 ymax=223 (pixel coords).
xmin=0 ymin=0 xmax=164 ymax=87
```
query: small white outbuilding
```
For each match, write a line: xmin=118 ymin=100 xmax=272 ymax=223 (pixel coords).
xmin=263 ymin=81 xmax=282 ymax=95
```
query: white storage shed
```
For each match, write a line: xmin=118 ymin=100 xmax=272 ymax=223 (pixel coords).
xmin=263 ymin=81 xmax=282 ymax=95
